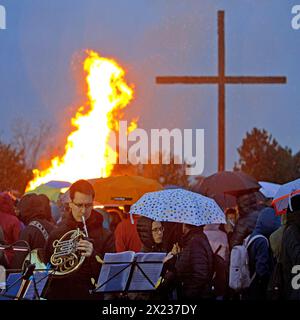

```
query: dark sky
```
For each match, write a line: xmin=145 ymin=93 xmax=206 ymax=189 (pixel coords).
xmin=0 ymin=0 xmax=299 ymax=176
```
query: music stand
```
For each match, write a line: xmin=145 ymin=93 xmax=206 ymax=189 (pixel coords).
xmin=0 ymin=269 xmax=52 ymax=300
xmin=92 ymin=252 xmax=166 ymax=295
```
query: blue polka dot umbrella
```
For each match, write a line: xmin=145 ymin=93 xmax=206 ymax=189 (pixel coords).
xmin=130 ymin=189 xmax=226 ymax=226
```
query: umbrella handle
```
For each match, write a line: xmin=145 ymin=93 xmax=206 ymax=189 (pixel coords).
xmin=130 ymin=212 xmax=134 ymax=225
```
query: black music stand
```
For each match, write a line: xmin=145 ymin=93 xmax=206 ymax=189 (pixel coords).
xmin=92 ymin=252 xmax=166 ymax=296
xmin=0 ymin=269 xmax=52 ymax=300
xmin=0 ymin=243 xmax=53 ymax=300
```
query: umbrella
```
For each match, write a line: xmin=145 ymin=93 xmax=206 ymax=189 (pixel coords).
xmin=259 ymin=181 xmax=281 ymax=199
xmin=26 ymin=180 xmax=71 ymax=202
xmin=192 ymin=171 xmax=260 ymax=209
xmin=89 ymin=175 xmax=163 ymax=206
xmin=272 ymin=178 xmax=300 ymax=215
xmin=129 ymin=189 xmax=226 ymax=226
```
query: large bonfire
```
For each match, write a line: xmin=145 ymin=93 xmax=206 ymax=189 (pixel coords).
xmin=27 ymin=50 xmax=136 ymax=191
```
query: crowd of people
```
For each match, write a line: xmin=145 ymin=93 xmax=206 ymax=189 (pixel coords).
xmin=0 ymin=178 xmax=300 ymax=300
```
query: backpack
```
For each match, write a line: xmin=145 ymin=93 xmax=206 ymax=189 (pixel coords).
xmin=229 ymin=234 xmax=269 ymax=291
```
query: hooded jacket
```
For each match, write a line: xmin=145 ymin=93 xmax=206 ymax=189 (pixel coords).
xmin=281 ymin=194 xmax=300 ymax=300
xmin=159 ymin=226 xmax=214 ymax=300
xmin=0 ymin=192 xmax=22 ymax=265
xmin=230 ymin=192 xmax=263 ymax=249
xmin=247 ymin=207 xmax=281 ymax=299
xmin=43 ymin=209 xmax=115 ymax=300
xmin=136 ymin=216 xmax=166 ymax=252
xmin=11 ymin=193 xmax=56 ymax=269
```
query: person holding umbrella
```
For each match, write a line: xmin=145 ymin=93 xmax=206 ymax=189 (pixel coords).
xmin=160 ymin=222 xmax=215 ymax=300
xmin=130 ymin=188 xmax=226 ymax=300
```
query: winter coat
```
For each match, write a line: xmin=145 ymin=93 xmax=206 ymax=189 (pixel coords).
xmin=247 ymin=207 xmax=281 ymax=299
xmin=114 ymin=215 xmax=142 ymax=252
xmin=161 ymin=227 xmax=214 ymax=300
xmin=281 ymin=205 xmax=300 ymax=300
xmin=11 ymin=218 xmax=55 ymax=269
xmin=230 ymin=192 xmax=263 ymax=249
xmin=270 ymin=225 xmax=285 ymax=262
xmin=0 ymin=213 xmax=21 ymax=247
xmin=43 ymin=209 xmax=115 ymax=300
xmin=11 ymin=193 xmax=56 ymax=269
xmin=0 ymin=226 xmax=8 ymax=267
xmin=0 ymin=193 xmax=22 ymax=265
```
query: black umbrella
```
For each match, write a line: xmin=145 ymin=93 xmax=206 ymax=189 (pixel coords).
xmin=192 ymin=171 xmax=261 ymax=210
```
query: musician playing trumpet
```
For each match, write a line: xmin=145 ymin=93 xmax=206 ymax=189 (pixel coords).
xmin=43 ymin=180 xmax=115 ymax=300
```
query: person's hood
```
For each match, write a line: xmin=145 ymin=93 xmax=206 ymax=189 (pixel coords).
xmin=0 ymin=192 xmax=15 ymax=216
xmin=137 ymin=216 xmax=156 ymax=249
xmin=17 ymin=193 xmax=51 ymax=225
xmin=252 ymin=207 xmax=281 ymax=238
xmin=286 ymin=194 xmax=300 ymax=229
xmin=237 ymin=192 xmax=260 ymax=217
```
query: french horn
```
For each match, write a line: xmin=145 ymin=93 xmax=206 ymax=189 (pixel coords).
xmin=50 ymin=216 xmax=88 ymax=276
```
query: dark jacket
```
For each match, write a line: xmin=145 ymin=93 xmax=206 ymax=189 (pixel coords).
xmin=247 ymin=207 xmax=281 ymax=299
xmin=0 ymin=226 xmax=9 ymax=267
xmin=43 ymin=209 xmax=115 ymax=300
xmin=12 ymin=194 xmax=56 ymax=269
xmin=281 ymin=201 xmax=300 ymax=300
xmin=160 ymin=227 xmax=214 ymax=300
xmin=230 ymin=193 xmax=263 ymax=249
xmin=11 ymin=219 xmax=55 ymax=269
xmin=0 ymin=193 xmax=22 ymax=265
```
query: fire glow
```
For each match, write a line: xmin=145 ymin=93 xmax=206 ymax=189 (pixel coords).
xmin=27 ymin=50 xmax=135 ymax=191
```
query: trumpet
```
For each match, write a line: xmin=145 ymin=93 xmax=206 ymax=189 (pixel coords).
xmin=50 ymin=215 xmax=89 ymax=276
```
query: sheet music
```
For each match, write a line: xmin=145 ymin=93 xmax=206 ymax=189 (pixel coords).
xmin=96 ymin=251 xmax=135 ymax=292
xmin=129 ymin=252 xmax=166 ymax=291
xmin=96 ymin=251 xmax=166 ymax=292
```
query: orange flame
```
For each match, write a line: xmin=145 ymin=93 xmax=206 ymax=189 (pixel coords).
xmin=26 ymin=50 xmax=135 ymax=191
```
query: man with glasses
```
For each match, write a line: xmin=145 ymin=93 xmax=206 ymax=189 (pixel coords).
xmin=43 ymin=179 xmax=115 ymax=300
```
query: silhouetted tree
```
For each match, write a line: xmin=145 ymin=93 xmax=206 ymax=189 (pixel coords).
xmin=11 ymin=118 xmax=53 ymax=169
xmin=234 ymin=128 xmax=295 ymax=184
xmin=293 ymin=151 xmax=300 ymax=179
xmin=0 ymin=141 xmax=33 ymax=193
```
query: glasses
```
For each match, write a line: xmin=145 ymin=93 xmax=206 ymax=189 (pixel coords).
xmin=152 ymin=227 xmax=164 ymax=233
xmin=72 ymin=202 xmax=93 ymax=209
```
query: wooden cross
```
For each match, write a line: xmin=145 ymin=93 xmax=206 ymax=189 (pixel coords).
xmin=156 ymin=10 xmax=287 ymax=172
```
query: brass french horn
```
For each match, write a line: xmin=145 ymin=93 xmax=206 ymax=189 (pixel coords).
xmin=50 ymin=216 xmax=88 ymax=276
